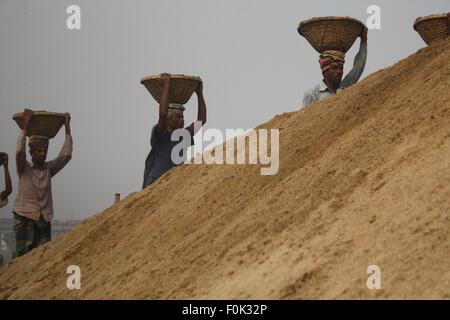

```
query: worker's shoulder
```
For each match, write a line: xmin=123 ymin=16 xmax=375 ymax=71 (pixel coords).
xmin=302 ymin=82 xmax=325 ymax=108
xmin=303 ymin=84 xmax=322 ymax=103
xmin=304 ymin=83 xmax=322 ymax=96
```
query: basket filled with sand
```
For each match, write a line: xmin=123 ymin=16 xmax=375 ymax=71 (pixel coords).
xmin=12 ymin=111 xmax=66 ymax=138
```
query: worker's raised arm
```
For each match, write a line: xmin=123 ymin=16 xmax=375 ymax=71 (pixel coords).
xmin=156 ymin=73 xmax=171 ymax=135
xmin=342 ymin=26 xmax=368 ymax=88
xmin=189 ymin=81 xmax=207 ymax=136
xmin=48 ymin=113 xmax=73 ymax=177
xmin=16 ymin=109 xmax=33 ymax=176
xmin=0 ymin=153 xmax=12 ymax=201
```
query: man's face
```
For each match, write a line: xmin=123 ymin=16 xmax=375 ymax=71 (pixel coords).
xmin=324 ymin=65 xmax=343 ymax=86
xmin=168 ymin=112 xmax=184 ymax=130
xmin=30 ymin=145 xmax=48 ymax=165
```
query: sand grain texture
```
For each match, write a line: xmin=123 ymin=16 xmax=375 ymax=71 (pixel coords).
xmin=1 ymin=39 xmax=449 ymax=299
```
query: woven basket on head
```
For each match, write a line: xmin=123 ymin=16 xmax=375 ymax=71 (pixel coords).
xmin=141 ymin=74 xmax=202 ymax=105
xmin=12 ymin=111 xmax=66 ymax=138
xmin=414 ymin=13 xmax=448 ymax=45
xmin=298 ymin=16 xmax=365 ymax=56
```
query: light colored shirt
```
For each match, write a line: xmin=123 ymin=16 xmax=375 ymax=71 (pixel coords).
xmin=13 ymin=130 xmax=73 ymax=222
xmin=302 ymin=42 xmax=367 ymax=107
xmin=0 ymin=198 xmax=7 ymax=208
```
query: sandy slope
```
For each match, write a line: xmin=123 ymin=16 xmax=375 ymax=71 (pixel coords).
xmin=0 ymin=38 xmax=449 ymax=300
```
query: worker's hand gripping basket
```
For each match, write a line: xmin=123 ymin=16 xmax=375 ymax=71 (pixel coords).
xmin=297 ymin=16 xmax=366 ymax=58
xmin=12 ymin=111 xmax=66 ymax=138
xmin=141 ymin=74 xmax=202 ymax=105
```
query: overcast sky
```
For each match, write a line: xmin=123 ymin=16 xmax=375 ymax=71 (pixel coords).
xmin=0 ymin=0 xmax=448 ymax=220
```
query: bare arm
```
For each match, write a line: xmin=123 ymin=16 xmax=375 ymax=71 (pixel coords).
xmin=0 ymin=153 xmax=12 ymax=201
xmin=64 ymin=112 xmax=71 ymax=136
xmin=189 ymin=82 xmax=207 ymax=136
xmin=156 ymin=73 xmax=171 ymax=135
xmin=16 ymin=109 xmax=33 ymax=176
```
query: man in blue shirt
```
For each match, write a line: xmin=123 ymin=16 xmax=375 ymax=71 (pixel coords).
xmin=142 ymin=73 xmax=207 ymax=189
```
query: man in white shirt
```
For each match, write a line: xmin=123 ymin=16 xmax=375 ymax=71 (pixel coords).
xmin=13 ymin=109 xmax=73 ymax=256
xmin=302 ymin=27 xmax=368 ymax=107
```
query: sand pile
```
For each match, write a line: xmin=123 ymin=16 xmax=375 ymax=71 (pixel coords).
xmin=0 ymin=38 xmax=449 ymax=300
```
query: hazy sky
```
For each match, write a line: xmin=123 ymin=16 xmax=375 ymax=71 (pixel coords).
xmin=0 ymin=0 xmax=448 ymax=220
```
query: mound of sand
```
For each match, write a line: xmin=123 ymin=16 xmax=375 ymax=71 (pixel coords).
xmin=1 ymin=38 xmax=449 ymax=300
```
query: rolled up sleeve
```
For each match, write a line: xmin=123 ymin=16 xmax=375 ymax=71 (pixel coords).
xmin=342 ymin=42 xmax=367 ymax=88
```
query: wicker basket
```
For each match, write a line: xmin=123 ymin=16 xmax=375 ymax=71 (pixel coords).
xmin=297 ymin=16 xmax=365 ymax=55
xmin=141 ymin=74 xmax=202 ymax=105
xmin=12 ymin=111 xmax=66 ymax=138
xmin=414 ymin=14 xmax=448 ymax=45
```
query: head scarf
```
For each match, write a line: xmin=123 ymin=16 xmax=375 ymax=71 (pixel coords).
xmin=167 ymin=104 xmax=185 ymax=119
xmin=28 ymin=135 xmax=49 ymax=150
xmin=319 ymin=50 xmax=345 ymax=73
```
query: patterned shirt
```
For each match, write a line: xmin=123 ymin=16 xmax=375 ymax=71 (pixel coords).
xmin=13 ymin=130 xmax=73 ymax=222
xmin=302 ymin=42 xmax=367 ymax=107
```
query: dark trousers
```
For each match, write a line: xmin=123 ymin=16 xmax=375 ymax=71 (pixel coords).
xmin=13 ymin=212 xmax=51 ymax=257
